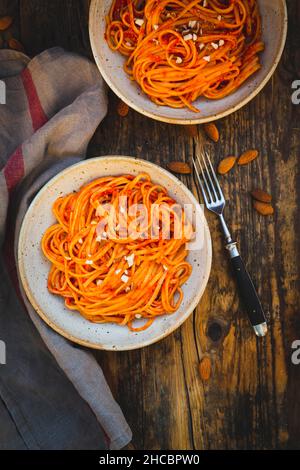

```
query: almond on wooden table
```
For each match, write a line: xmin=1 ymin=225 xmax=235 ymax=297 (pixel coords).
xmin=8 ymin=38 xmax=24 ymax=52
xmin=217 ymin=156 xmax=237 ymax=175
xmin=203 ymin=122 xmax=219 ymax=142
xmin=117 ymin=99 xmax=129 ymax=117
xmin=251 ymin=189 xmax=272 ymax=203
xmin=253 ymin=200 xmax=274 ymax=216
xmin=198 ymin=356 xmax=211 ymax=382
xmin=167 ymin=161 xmax=191 ymax=175
xmin=238 ymin=149 xmax=258 ymax=165
xmin=0 ymin=16 xmax=13 ymax=31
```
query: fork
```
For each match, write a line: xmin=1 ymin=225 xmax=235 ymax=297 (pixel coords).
xmin=192 ymin=150 xmax=267 ymax=337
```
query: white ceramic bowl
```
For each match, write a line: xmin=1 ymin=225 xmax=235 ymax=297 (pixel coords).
xmin=89 ymin=0 xmax=287 ymax=125
xmin=18 ymin=156 xmax=212 ymax=351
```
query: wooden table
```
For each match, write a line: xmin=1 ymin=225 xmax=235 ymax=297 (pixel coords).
xmin=1 ymin=0 xmax=299 ymax=450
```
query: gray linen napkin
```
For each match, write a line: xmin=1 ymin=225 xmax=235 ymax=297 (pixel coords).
xmin=0 ymin=47 xmax=132 ymax=450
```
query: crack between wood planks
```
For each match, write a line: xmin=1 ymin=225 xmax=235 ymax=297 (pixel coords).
xmin=140 ymin=349 xmax=146 ymax=450
xmin=179 ymin=329 xmax=196 ymax=450
xmin=192 ymin=136 xmax=205 ymax=362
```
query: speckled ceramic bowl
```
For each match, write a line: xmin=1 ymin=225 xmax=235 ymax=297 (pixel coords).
xmin=89 ymin=0 xmax=287 ymax=125
xmin=18 ymin=156 xmax=212 ymax=351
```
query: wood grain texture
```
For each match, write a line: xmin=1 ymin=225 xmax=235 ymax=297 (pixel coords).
xmin=1 ymin=0 xmax=299 ymax=450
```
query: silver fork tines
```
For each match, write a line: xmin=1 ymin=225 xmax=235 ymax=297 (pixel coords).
xmin=192 ymin=151 xmax=225 ymax=215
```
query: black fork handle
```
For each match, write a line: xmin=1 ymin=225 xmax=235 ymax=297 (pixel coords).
xmin=226 ymin=241 xmax=267 ymax=337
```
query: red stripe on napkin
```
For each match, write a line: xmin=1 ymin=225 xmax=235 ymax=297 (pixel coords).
xmin=21 ymin=68 xmax=48 ymax=131
xmin=4 ymin=146 xmax=25 ymax=193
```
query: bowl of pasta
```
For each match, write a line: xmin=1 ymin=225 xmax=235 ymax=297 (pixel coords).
xmin=18 ymin=156 xmax=212 ymax=351
xmin=89 ymin=0 xmax=287 ymax=124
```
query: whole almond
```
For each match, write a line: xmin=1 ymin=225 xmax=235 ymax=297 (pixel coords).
xmin=8 ymin=38 xmax=24 ymax=52
xmin=238 ymin=149 xmax=258 ymax=165
xmin=199 ymin=356 xmax=211 ymax=381
xmin=117 ymin=100 xmax=129 ymax=117
xmin=253 ymin=200 xmax=274 ymax=216
xmin=217 ymin=156 xmax=237 ymax=175
xmin=251 ymin=189 xmax=272 ymax=203
xmin=204 ymin=123 xmax=219 ymax=142
xmin=167 ymin=161 xmax=191 ymax=175
xmin=186 ymin=125 xmax=198 ymax=138
xmin=0 ymin=16 xmax=13 ymax=31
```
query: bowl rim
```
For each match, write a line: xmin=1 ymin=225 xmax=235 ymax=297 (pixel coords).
xmin=18 ymin=156 xmax=212 ymax=351
xmin=89 ymin=0 xmax=288 ymax=125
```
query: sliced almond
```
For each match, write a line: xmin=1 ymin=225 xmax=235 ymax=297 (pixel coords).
xmin=125 ymin=253 xmax=135 ymax=267
xmin=0 ymin=16 xmax=13 ymax=31
xmin=217 ymin=156 xmax=237 ymax=175
xmin=199 ymin=356 xmax=211 ymax=381
xmin=167 ymin=161 xmax=191 ymax=175
xmin=238 ymin=149 xmax=259 ymax=165
xmin=134 ymin=18 xmax=144 ymax=27
xmin=188 ymin=20 xmax=197 ymax=28
xmin=251 ymin=189 xmax=272 ymax=203
xmin=253 ymin=200 xmax=274 ymax=216
xmin=204 ymin=122 xmax=219 ymax=142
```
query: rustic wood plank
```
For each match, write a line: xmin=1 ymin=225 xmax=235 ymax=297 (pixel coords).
xmin=2 ymin=0 xmax=299 ymax=450
xmin=0 ymin=0 xmax=18 ymax=19
xmin=92 ymin=0 xmax=300 ymax=450
xmin=19 ymin=0 xmax=91 ymax=57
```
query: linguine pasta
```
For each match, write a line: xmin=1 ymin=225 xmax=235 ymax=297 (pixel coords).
xmin=105 ymin=0 xmax=264 ymax=112
xmin=42 ymin=173 xmax=193 ymax=331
